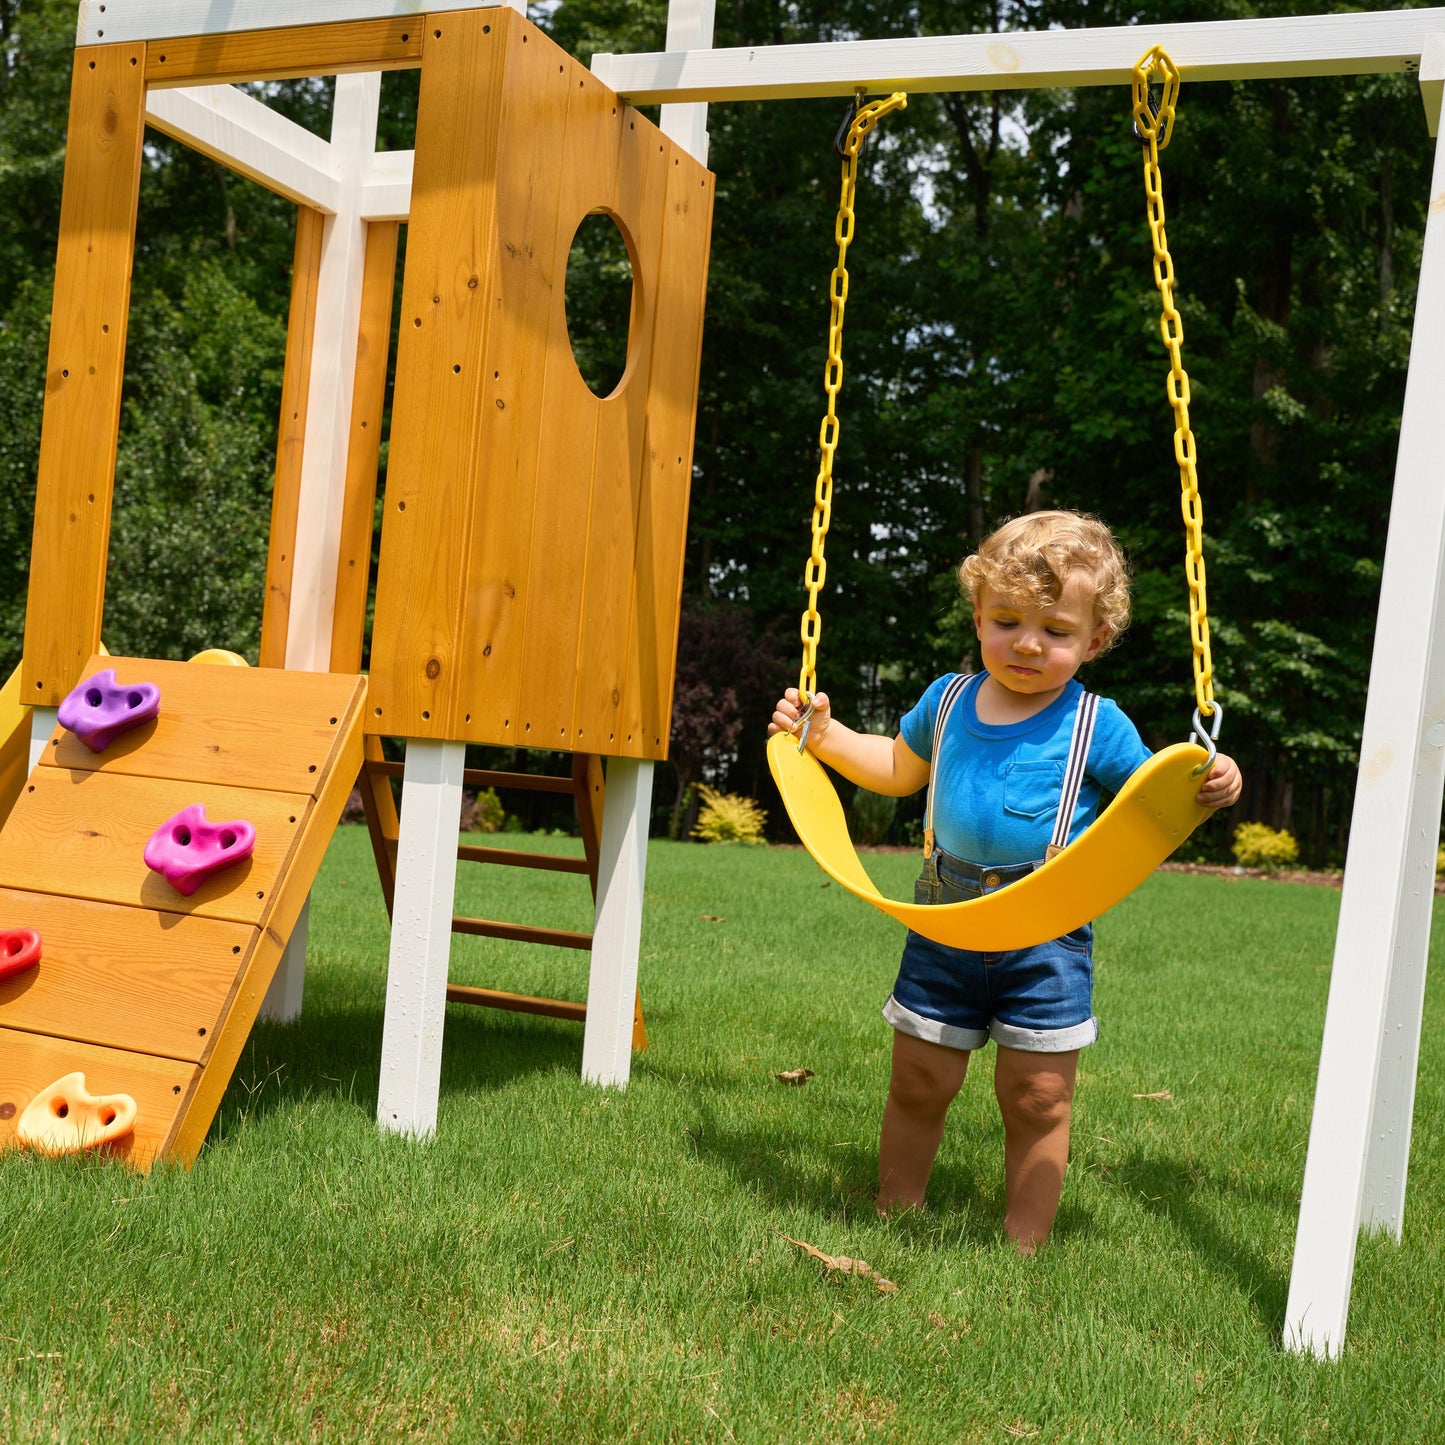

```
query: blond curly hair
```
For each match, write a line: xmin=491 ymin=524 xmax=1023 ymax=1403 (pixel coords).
xmin=958 ymin=510 xmax=1131 ymax=652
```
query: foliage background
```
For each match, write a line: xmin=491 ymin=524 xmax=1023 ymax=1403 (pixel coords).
xmin=0 ymin=0 xmax=1431 ymax=862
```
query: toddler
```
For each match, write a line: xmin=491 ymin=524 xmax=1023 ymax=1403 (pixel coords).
xmin=771 ymin=511 xmax=1241 ymax=1250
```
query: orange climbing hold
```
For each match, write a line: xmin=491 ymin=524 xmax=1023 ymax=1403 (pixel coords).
xmin=16 ymin=1072 xmax=137 ymax=1155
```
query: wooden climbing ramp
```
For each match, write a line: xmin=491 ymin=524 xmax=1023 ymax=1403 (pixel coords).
xmin=0 ymin=656 xmax=363 ymax=1170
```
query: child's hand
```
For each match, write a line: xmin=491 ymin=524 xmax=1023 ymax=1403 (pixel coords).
xmin=1195 ymin=751 xmax=1242 ymax=810
xmin=770 ymin=688 xmax=831 ymax=749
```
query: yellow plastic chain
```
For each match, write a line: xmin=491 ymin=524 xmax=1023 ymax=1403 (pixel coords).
xmin=1132 ymin=46 xmax=1216 ymax=723
xmin=796 ymin=90 xmax=909 ymax=703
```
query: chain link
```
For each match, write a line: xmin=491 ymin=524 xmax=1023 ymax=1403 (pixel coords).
xmin=1133 ymin=46 xmax=1216 ymax=721
xmin=796 ymin=90 xmax=909 ymax=701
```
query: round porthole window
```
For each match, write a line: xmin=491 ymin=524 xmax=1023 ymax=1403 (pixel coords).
xmin=563 ymin=211 xmax=636 ymax=398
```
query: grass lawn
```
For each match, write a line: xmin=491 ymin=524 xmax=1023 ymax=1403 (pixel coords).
xmin=2 ymin=827 xmax=1442 ymax=1441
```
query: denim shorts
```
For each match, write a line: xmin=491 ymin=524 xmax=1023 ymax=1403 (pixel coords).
xmin=882 ymin=849 xmax=1098 ymax=1054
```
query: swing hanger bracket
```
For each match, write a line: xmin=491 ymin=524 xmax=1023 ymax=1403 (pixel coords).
xmin=1190 ymin=703 xmax=1223 ymax=775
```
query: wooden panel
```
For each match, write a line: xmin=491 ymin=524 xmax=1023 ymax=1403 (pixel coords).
xmin=620 ymin=149 xmax=715 ymax=755
xmin=261 ymin=207 xmax=326 ymax=669
xmin=452 ymin=13 xmax=574 ymax=743
xmin=144 ymin=18 xmax=423 ymax=87
xmin=0 ymin=1027 xmax=197 ymax=1169
xmin=367 ymin=8 xmax=511 ymax=740
xmin=21 ymin=43 xmax=147 ymax=705
xmin=43 ymin=656 xmax=357 ymax=794
xmin=170 ymin=684 xmax=364 ymax=1164
xmin=331 ymin=221 xmax=400 ymax=675
xmin=0 ymin=769 xmax=306 ymax=926
xmin=0 ymin=889 xmax=255 ymax=1064
xmin=568 ymin=114 xmax=671 ymax=755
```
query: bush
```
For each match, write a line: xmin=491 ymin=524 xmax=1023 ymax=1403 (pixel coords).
xmin=459 ymin=787 xmax=505 ymax=834
xmin=692 ymin=785 xmax=767 ymax=845
xmin=1232 ymin=821 xmax=1299 ymax=871
xmin=850 ymin=787 xmax=898 ymax=846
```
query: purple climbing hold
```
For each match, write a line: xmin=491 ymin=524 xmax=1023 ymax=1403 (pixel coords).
xmin=143 ymin=804 xmax=256 ymax=896
xmin=57 ymin=668 xmax=161 ymax=752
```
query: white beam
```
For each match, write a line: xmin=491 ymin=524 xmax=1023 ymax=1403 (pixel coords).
xmin=1283 ymin=118 xmax=1445 ymax=1360
xmin=580 ymin=759 xmax=653 ymax=1088
xmin=1422 ymin=34 xmax=1445 ymax=137
xmin=27 ymin=708 xmax=57 ymax=774
xmin=145 ymin=85 xmax=340 ymax=213
xmin=659 ymin=0 xmax=715 ymax=166
xmin=78 ymin=0 xmax=505 ymax=46
xmin=359 ymin=148 xmax=414 ymax=223
xmin=593 ymin=9 xmax=1445 ymax=104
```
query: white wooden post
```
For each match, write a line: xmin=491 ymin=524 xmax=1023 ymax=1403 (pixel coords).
xmin=27 ymin=707 xmax=57 ymax=773
xmin=1283 ymin=109 xmax=1445 ymax=1360
xmin=265 ymin=73 xmax=382 ymax=1021
xmin=658 ymin=0 xmax=716 ymax=163
xmin=377 ymin=739 xmax=465 ymax=1136
xmin=581 ymin=759 xmax=654 ymax=1087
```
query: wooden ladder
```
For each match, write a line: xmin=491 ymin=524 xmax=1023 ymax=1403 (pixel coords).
xmin=356 ymin=739 xmax=646 ymax=1048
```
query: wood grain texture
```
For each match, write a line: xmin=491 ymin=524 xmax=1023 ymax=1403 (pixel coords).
xmin=0 ymin=888 xmax=255 ymax=1064
xmin=0 ymin=1027 xmax=197 ymax=1168
xmin=45 ymin=656 xmax=354 ymax=795
xmin=331 ymin=221 xmax=400 ymax=675
xmin=21 ymin=43 xmax=147 ymax=705
xmin=367 ymin=8 xmax=510 ymax=740
xmin=143 ymin=18 xmax=423 ymax=87
xmin=621 ymin=152 xmax=715 ymax=754
xmin=261 ymin=207 xmax=326 ymax=669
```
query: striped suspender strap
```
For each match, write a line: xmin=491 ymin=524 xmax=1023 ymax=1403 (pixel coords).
xmin=922 ymin=674 xmax=973 ymax=860
xmin=1047 ymin=688 xmax=1099 ymax=859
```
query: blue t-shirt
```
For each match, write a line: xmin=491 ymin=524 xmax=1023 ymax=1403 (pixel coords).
xmin=899 ymin=674 xmax=1152 ymax=867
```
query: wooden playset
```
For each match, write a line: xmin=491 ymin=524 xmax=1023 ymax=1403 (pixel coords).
xmin=1 ymin=0 xmax=1443 ymax=1358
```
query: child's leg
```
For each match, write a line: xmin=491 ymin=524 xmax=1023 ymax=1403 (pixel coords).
xmin=992 ymin=1046 xmax=1079 ymax=1252
xmin=877 ymin=1030 xmax=970 ymax=1211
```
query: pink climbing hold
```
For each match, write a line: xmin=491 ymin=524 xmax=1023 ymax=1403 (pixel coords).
xmin=0 ymin=928 xmax=40 ymax=983
xmin=57 ymin=668 xmax=161 ymax=752
xmin=143 ymin=804 xmax=255 ymax=896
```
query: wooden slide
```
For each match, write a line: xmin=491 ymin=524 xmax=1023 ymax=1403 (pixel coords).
xmin=0 ymin=656 xmax=364 ymax=1169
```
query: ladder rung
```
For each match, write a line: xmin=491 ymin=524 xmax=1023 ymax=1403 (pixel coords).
xmin=457 ymin=844 xmax=591 ymax=873
xmin=445 ymin=985 xmax=586 ymax=1022
xmin=451 ymin=916 xmax=593 ymax=950
xmin=366 ymin=760 xmax=577 ymax=794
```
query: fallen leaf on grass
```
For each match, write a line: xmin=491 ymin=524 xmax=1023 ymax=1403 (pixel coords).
xmin=775 ymin=1068 xmax=815 ymax=1086
xmin=700 ymin=913 xmax=726 ymax=923
xmin=1132 ymin=1090 xmax=1173 ymax=1101
xmin=774 ymin=1230 xmax=898 ymax=1293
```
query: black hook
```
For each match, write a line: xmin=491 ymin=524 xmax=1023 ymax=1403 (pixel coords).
xmin=834 ymin=89 xmax=868 ymax=160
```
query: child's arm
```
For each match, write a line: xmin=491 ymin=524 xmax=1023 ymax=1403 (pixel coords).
xmin=770 ymin=688 xmax=930 ymax=797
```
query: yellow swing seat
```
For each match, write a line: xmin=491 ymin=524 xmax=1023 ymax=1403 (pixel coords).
xmin=768 ymin=730 xmax=1211 ymax=952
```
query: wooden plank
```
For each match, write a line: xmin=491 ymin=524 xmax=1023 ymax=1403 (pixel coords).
xmin=368 ymin=9 xmax=511 ymax=741
xmin=453 ymin=13 xmax=575 ymax=744
xmin=144 ymin=84 xmax=340 ymax=212
xmin=0 ymin=1027 xmax=197 ymax=1169
xmin=454 ymin=844 xmax=591 ymax=874
xmin=143 ymin=18 xmax=423 ymax=87
xmin=574 ymin=752 xmax=605 ymax=901
xmin=0 ymin=889 xmax=255 ymax=1064
xmin=0 ymin=770 xmax=306 ymax=926
xmin=620 ymin=142 xmax=715 ymax=757
xmin=43 ymin=656 xmax=358 ymax=795
xmin=169 ymin=677 xmax=364 ymax=1163
xmin=261 ymin=207 xmax=326 ymax=669
xmin=591 ymin=10 xmax=1445 ymax=104
xmin=21 ymin=43 xmax=147 ymax=706
xmin=367 ymin=760 xmax=579 ymax=793
xmin=446 ymin=984 xmax=586 ymax=1021
xmin=331 ymin=221 xmax=400 ymax=675
xmin=451 ymin=915 xmax=593 ymax=950
xmin=568 ymin=106 xmax=670 ymax=755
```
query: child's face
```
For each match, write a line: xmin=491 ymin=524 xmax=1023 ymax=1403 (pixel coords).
xmin=972 ymin=577 xmax=1109 ymax=700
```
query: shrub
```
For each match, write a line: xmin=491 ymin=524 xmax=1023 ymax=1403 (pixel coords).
xmin=1232 ymin=821 xmax=1299 ymax=871
xmin=692 ymin=785 xmax=767 ymax=845
xmin=459 ymin=787 xmax=505 ymax=834
xmin=850 ymin=787 xmax=898 ymax=846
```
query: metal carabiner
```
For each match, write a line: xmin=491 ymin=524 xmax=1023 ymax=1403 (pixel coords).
xmin=1190 ymin=702 xmax=1223 ymax=776
xmin=794 ymin=695 xmax=817 ymax=754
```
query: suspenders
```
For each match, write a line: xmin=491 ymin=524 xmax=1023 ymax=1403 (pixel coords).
xmin=921 ymin=675 xmax=1098 ymax=864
